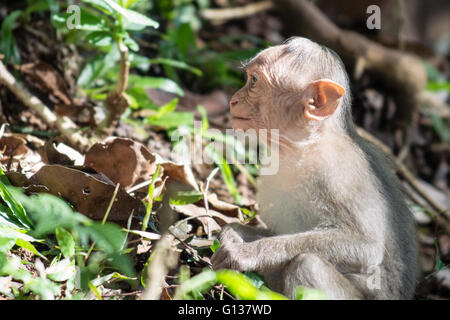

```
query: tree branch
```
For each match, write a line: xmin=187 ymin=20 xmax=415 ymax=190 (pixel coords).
xmin=0 ymin=60 xmax=89 ymax=151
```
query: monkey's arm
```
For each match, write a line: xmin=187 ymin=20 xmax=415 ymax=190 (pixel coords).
xmin=211 ymin=229 xmax=381 ymax=273
xmin=218 ymin=223 xmax=274 ymax=244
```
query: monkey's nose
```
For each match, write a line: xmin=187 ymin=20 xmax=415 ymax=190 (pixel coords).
xmin=230 ymin=99 xmax=238 ymax=108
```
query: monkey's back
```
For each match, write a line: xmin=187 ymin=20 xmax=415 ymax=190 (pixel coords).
xmin=355 ymin=136 xmax=419 ymax=299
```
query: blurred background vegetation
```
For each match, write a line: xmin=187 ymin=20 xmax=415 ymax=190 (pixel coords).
xmin=0 ymin=0 xmax=449 ymax=300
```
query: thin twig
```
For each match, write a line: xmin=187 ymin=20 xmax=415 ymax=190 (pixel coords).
xmin=201 ymin=1 xmax=273 ymax=21
xmin=202 ymin=167 xmax=220 ymax=237
xmin=102 ymin=183 xmax=121 ymax=224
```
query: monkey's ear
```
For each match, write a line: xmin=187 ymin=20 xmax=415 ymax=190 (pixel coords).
xmin=304 ymin=79 xmax=346 ymax=121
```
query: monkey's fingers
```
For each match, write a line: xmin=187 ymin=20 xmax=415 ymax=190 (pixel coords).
xmin=211 ymin=248 xmax=229 ymax=270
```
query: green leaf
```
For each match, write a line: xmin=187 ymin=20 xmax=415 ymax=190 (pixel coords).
xmin=85 ymin=31 xmax=113 ymax=47
xmin=430 ymin=114 xmax=450 ymax=142
xmin=175 ymin=269 xmax=217 ymax=299
xmin=122 ymin=0 xmax=142 ymax=9
xmin=83 ymin=222 xmax=126 ymax=255
xmin=102 ymin=0 xmax=159 ymax=30
xmin=0 ymin=167 xmax=11 ymax=185
xmin=434 ymin=238 xmax=446 ymax=272
xmin=77 ymin=44 xmax=120 ymax=88
xmin=25 ymin=1 xmax=51 ymax=18
xmin=8 ymin=189 xmax=89 ymax=237
xmin=108 ymin=252 xmax=136 ymax=278
xmin=82 ymin=0 xmax=115 ymax=15
xmin=197 ymin=105 xmax=209 ymax=133
xmin=56 ymin=228 xmax=75 ymax=259
xmin=427 ymin=81 xmax=450 ymax=92
xmin=88 ymin=281 xmax=103 ymax=300
xmin=141 ymin=164 xmax=161 ymax=231
xmin=123 ymin=32 xmax=139 ymax=51
xmin=128 ymin=53 xmax=151 ymax=72
xmin=149 ymin=58 xmax=202 ymax=76
xmin=46 ymin=259 xmax=76 ymax=282
xmin=146 ymin=112 xmax=194 ymax=130
xmin=167 ymin=23 xmax=196 ymax=58
xmin=52 ymin=8 xmax=108 ymax=32
xmin=23 ymin=275 xmax=60 ymax=300
xmin=216 ymin=270 xmax=286 ymax=300
xmin=0 ymin=10 xmax=22 ymax=65
xmin=128 ymin=75 xmax=184 ymax=96
xmin=142 ymin=98 xmax=195 ymax=130
xmin=126 ymin=87 xmax=157 ymax=110
xmin=204 ymin=145 xmax=242 ymax=205
xmin=424 ymin=61 xmax=446 ymax=83
xmin=210 ymin=239 xmax=220 ymax=253
xmin=169 ymin=191 xmax=203 ymax=205
xmin=241 ymin=208 xmax=256 ymax=219
xmin=0 ymin=237 xmax=16 ymax=254
xmin=16 ymin=238 xmax=45 ymax=259
xmin=0 ymin=184 xmax=33 ymax=230
xmin=176 ymin=269 xmax=287 ymax=300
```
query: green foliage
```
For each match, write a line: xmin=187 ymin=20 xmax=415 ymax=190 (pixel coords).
xmin=169 ymin=191 xmax=204 ymax=205
xmin=210 ymin=239 xmax=220 ymax=253
xmin=0 ymin=168 xmax=33 ymax=230
xmin=175 ymin=268 xmax=288 ymax=300
xmin=241 ymin=208 xmax=256 ymax=220
xmin=174 ymin=267 xmax=328 ymax=300
xmin=0 ymin=10 xmax=22 ymax=65
xmin=434 ymin=238 xmax=446 ymax=272
xmin=430 ymin=114 xmax=450 ymax=142
xmin=142 ymin=164 xmax=161 ymax=231
xmin=0 ymin=175 xmax=136 ymax=299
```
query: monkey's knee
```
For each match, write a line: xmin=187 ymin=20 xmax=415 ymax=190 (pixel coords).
xmin=283 ymin=254 xmax=362 ymax=300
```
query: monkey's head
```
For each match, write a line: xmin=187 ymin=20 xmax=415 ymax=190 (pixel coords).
xmin=230 ymin=37 xmax=352 ymax=146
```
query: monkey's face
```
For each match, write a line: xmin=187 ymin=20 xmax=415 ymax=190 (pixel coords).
xmin=230 ymin=43 xmax=346 ymax=145
xmin=229 ymin=46 xmax=295 ymax=133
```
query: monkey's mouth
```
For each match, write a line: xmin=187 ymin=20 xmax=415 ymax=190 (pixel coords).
xmin=231 ymin=115 xmax=251 ymax=121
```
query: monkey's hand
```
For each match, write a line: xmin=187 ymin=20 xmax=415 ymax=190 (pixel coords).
xmin=211 ymin=242 xmax=257 ymax=272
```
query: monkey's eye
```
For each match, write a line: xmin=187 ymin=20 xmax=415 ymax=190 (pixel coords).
xmin=250 ymin=75 xmax=258 ymax=88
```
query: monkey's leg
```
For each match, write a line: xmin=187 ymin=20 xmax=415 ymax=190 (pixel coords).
xmin=281 ymin=253 xmax=364 ymax=300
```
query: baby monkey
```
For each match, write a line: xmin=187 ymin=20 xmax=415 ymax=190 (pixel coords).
xmin=211 ymin=37 xmax=419 ymax=299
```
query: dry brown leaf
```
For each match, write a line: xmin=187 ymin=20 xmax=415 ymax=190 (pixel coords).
xmin=18 ymin=61 xmax=72 ymax=105
xmin=29 ymin=164 xmax=145 ymax=222
xmin=157 ymin=160 xmax=199 ymax=191
xmin=84 ymin=137 xmax=199 ymax=192
xmin=204 ymin=193 xmax=244 ymax=220
xmin=40 ymin=139 xmax=73 ymax=166
xmin=84 ymin=137 xmax=159 ymax=191
xmin=5 ymin=171 xmax=31 ymax=186
xmin=161 ymin=286 xmax=172 ymax=300
xmin=0 ymin=133 xmax=43 ymax=173
xmin=0 ymin=135 xmax=28 ymax=157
